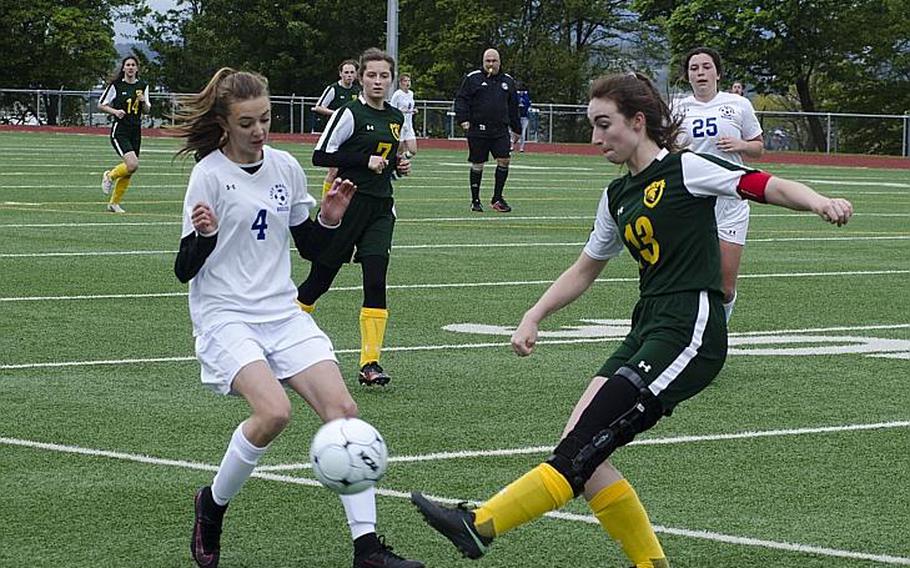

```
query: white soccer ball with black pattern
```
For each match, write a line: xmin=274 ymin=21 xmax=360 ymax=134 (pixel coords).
xmin=309 ymin=418 xmax=388 ymax=494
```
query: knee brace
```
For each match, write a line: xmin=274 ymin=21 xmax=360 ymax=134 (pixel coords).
xmin=547 ymin=367 xmax=663 ymax=495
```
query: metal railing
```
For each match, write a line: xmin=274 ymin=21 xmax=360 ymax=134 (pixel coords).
xmin=2 ymin=88 xmax=908 ymax=157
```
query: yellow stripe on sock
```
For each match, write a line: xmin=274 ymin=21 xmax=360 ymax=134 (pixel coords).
xmin=589 ymin=479 xmax=666 ymax=568
xmin=296 ymin=301 xmax=315 ymax=313
xmin=473 ymin=463 xmax=573 ymax=538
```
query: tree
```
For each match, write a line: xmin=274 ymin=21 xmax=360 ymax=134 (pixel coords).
xmin=0 ymin=0 xmax=129 ymax=124
xmin=635 ymin=0 xmax=907 ymax=152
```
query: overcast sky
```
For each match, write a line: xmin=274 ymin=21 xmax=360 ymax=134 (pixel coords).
xmin=114 ymin=0 xmax=178 ymax=42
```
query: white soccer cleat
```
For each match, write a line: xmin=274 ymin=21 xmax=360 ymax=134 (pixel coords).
xmin=107 ymin=203 xmax=126 ymax=213
xmin=101 ymin=170 xmax=113 ymax=195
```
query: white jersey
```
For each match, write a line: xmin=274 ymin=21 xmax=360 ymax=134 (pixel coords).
xmin=390 ymin=88 xmax=415 ymax=128
xmin=181 ymin=146 xmax=316 ymax=335
xmin=675 ymin=91 xmax=762 ymax=166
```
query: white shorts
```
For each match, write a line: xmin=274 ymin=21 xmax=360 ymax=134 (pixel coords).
xmin=400 ymin=121 xmax=417 ymax=142
xmin=194 ymin=312 xmax=337 ymax=395
xmin=715 ymin=197 xmax=750 ymax=246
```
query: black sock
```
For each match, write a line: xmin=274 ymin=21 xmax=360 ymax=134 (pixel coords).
xmin=470 ymin=168 xmax=482 ymax=202
xmin=493 ymin=165 xmax=509 ymax=202
xmin=354 ymin=532 xmax=381 ymax=556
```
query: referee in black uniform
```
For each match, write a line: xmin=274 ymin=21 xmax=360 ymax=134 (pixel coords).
xmin=455 ymin=48 xmax=521 ymax=213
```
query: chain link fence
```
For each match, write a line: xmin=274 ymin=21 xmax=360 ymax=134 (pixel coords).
xmin=2 ymin=88 xmax=908 ymax=157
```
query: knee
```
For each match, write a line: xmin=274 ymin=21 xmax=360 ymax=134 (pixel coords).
xmin=125 ymin=159 xmax=139 ymax=174
xmin=470 ymin=163 xmax=484 ymax=172
xmin=722 ymin=286 xmax=736 ymax=304
xmin=258 ymin=402 xmax=292 ymax=437
xmin=323 ymin=398 xmax=359 ymax=421
xmin=497 ymin=159 xmax=510 ymax=167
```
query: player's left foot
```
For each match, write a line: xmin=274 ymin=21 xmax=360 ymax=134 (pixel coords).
xmin=101 ymin=170 xmax=113 ymax=195
xmin=353 ymin=535 xmax=424 ymax=568
xmin=359 ymin=361 xmax=391 ymax=386
xmin=411 ymin=492 xmax=493 ymax=559
xmin=107 ymin=203 xmax=126 ymax=213
xmin=191 ymin=486 xmax=227 ymax=568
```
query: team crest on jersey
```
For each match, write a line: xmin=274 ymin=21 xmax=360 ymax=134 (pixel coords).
xmin=269 ymin=183 xmax=289 ymax=211
xmin=719 ymin=105 xmax=736 ymax=119
xmin=390 ymin=123 xmax=401 ymax=140
xmin=643 ymin=179 xmax=665 ymax=208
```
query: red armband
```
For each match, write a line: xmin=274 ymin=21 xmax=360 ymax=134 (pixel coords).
xmin=737 ymin=171 xmax=772 ymax=203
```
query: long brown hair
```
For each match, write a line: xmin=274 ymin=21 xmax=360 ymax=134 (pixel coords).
xmin=589 ymin=72 xmax=682 ymax=152
xmin=171 ymin=68 xmax=269 ymax=160
xmin=108 ymin=56 xmax=140 ymax=85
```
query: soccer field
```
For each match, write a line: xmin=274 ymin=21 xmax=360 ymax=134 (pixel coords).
xmin=1 ymin=130 xmax=908 ymax=567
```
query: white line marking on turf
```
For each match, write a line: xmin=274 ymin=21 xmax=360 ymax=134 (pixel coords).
xmin=255 ymin=421 xmax=910 ymax=471
xmin=1 ymin=271 xmax=908 ymax=303
xmin=0 ymin=435 xmax=907 ymax=565
xmin=2 ymin=323 xmax=908 ymax=370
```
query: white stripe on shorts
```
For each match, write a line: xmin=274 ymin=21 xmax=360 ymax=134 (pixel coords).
xmin=111 ymin=122 xmax=124 ymax=157
xmin=648 ymin=290 xmax=709 ymax=396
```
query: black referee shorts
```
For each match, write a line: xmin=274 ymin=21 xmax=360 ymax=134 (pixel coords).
xmin=467 ymin=134 xmax=511 ymax=163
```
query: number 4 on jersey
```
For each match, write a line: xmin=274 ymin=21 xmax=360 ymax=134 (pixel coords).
xmin=251 ymin=209 xmax=268 ymax=240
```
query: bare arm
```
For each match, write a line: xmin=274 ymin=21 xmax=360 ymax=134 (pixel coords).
xmin=717 ymin=135 xmax=764 ymax=159
xmin=512 ymin=252 xmax=608 ymax=356
xmin=764 ymin=176 xmax=853 ymax=226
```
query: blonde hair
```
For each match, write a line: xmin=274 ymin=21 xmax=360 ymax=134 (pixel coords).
xmin=171 ymin=68 xmax=269 ymax=160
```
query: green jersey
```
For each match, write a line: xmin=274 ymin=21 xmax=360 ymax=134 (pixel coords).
xmin=315 ymin=97 xmax=404 ymax=198
xmin=100 ymin=78 xmax=149 ymax=130
xmin=317 ymin=81 xmax=362 ymax=112
xmin=584 ymin=149 xmax=756 ymax=297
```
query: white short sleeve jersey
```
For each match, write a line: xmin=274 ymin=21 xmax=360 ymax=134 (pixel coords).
xmin=390 ymin=88 xmax=415 ymax=128
xmin=675 ymin=92 xmax=762 ymax=166
xmin=583 ymin=188 xmax=627 ymax=261
xmin=181 ymin=146 xmax=316 ymax=335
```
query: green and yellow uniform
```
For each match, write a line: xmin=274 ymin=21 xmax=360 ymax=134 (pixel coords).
xmin=100 ymin=78 xmax=149 ymax=156
xmin=311 ymin=96 xmax=404 ymax=265
xmin=315 ymin=81 xmax=361 ymax=131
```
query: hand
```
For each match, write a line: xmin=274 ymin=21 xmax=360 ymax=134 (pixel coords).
xmin=319 ymin=178 xmax=357 ymax=225
xmin=115 ymin=109 xmax=126 ymax=119
xmin=511 ymin=317 xmax=539 ymax=357
xmin=396 ymin=156 xmax=411 ymax=177
xmin=815 ymin=197 xmax=853 ymax=226
xmin=511 ymin=132 xmax=520 ymax=145
xmin=136 ymin=91 xmax=145 ymax=102
xmin=367 ymin=155 xmax=388 ymax=174
xmin=716 ymin=136 xmax=744 ymax=153
xmin=460 ymin=121 xmax=470 ymax=131
xmin=191 ymin=203 xmax=218 ymax=235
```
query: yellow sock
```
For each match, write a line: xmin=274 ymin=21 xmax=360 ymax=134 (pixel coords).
xmin=321 ymin=180 xmax=332 ymax=198
xmin=110 ymin=175 xmax=131 ymax=205
xmin=296 ymin=301 xmax=315 ymax=313
xmin=359 ymin=307 xmax=388 ymax=367
xmin=110 ymin=162 xmax=129 ymax=180
xmin=473 ymin=463 xmax=573 ymax=538
xmin=589 ymin=479 xmax=667 ymax=568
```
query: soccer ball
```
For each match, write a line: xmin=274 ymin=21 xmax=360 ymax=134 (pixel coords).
xmin=309 ymin=418 xmax=388 ymax=495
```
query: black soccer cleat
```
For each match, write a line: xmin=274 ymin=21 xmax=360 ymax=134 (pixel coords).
xmin=470 ymin=200 xmax=484 ymax=213
xmin=191 ymin=486 xmax=226 ymax=568
xmin=410 ymin=492 xmax=492 ymax=559
xmin=490 ymin=199 xmax=511 ymax=213
xmin=359 ymin=361 xmax=391 ymax=386
xmin=353 ymin=535 xmax=425 ymax=568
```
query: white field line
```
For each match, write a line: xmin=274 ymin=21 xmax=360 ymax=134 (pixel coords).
xmin=2 ymin=236 xmax=909 ymax=259
xmin=0 ymin=434 xmax=908 ymax=565
xmin=2 ymin=323 xmax=908 ymax=370
xmin=255 ymin=420 xmax=910 ymax=472
xmin=1 ymin=270 xmax=908 ymax=303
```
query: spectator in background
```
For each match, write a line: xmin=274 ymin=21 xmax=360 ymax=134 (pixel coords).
xmin=455 ymin=48 xmax=521 ymax=213
xmin=730 ymin=81 xmax=745 ymax=96
xmin=390 ymin=73 xmax=418 ymax=157
xmin=516 ymin=84 xmax=532 ymax=152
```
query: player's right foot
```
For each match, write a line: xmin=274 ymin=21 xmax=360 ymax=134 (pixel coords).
xmin=470 ymin=200 xmax=483 ymax=213
xmin=107 ymin=203 xmax=126 ymax=213
xmin=101 ymin=170 xmax=113 ymax=195
xmin=490 ymin=199 xmax=511 ymax=213
xmin=410 ymin=492 xmax=492 ymax=559
xmin=191 ymin=486 xmax=227 ymax=568
xmin=359 ymin=361 xmax=391 ymax=386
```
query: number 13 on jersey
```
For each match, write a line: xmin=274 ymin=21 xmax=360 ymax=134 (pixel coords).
xmin=624 ymin=215 xmax=660 ymax=267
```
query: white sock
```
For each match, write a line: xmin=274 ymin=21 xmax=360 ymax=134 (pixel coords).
xmin=723 ymin=290 xmax=737 ymax=324
xmin=340 ymin=486 xmax=377 ymax=540
xmin=211 ymin=421 xmax=268 ymax=506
